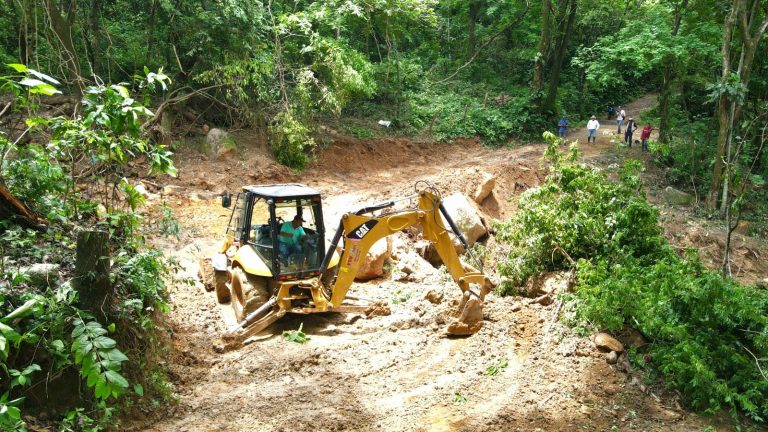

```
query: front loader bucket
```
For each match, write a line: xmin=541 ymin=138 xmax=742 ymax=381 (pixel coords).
xmin=447 ymin=291 xmax=484 ymax=336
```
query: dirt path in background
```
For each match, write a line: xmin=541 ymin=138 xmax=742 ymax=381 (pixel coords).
xmin=122 ymin=95 xmax=764 ymax=432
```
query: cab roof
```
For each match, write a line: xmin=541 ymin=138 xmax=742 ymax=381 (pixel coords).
xmin=242 ymin=183 xmax=321 ymax=199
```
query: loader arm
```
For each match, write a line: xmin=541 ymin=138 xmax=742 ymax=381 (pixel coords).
xmin=326 ymin=190 xmax=490 ymax=334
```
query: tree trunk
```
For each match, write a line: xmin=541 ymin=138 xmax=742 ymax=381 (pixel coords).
xmin=89 ymin=0 xmax=100 ymax=76
xmin=42 ymin=0 xmax=82 ymax=89
xmin=708 ymin=0 xmax=768 ymax=209
xmin=531 ymin=0 xmax=551 ymax=109
xmin=658 ymin=0 xmax=688 ymax=144
xmin=467 ymin=0 xmax=482 ymax=62
xmin=74 ymin=230 xmax=111 ymax=320
xmin=542 ymin=0 xmax=577 ymax=115
xmin=146 ymin=0 xmax=158 ymax=65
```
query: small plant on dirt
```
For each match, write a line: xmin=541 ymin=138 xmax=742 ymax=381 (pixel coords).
xmin=453 ymin=392 xmax=467 ymax=404
xmin=485 ymin=358 xmax=508 ymax=376
xmin=282 ymin=323 xmax=310 ymax=344
xmin=390 ymin=288 xmax=412 ymax=305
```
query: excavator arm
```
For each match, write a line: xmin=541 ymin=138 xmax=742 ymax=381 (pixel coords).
xmin=325 ymin=189 xmax=490 ymax=335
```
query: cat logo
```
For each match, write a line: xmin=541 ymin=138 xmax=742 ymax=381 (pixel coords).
xmin=348 ymin=220 xmax=378 ymax=240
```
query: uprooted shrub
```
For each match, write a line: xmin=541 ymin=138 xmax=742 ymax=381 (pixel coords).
xmin=494 ymin=132 xmax=768 ymax=423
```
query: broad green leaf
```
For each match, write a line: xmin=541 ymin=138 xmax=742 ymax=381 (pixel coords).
xmin=92 ymin=336 xmax=116 ymax=349
xmin=105 ymin=370 xmax=129 ymax=389
xmin=110 ymin=85 xmax=130 ymax=98
xmin=134 ymin=384 xmax=144 ymax=396
xmin=28 ymin=68 xmax=60 ymax=85
xmin=94 ymin=377 xmax=110 ymax=400
xmin=50 ymin=339 xmax=65 ymax=351
xmin=7 ymin=63 xmax=28 ymax=73
xmin=3 ymin=299 xmax=37 ymax=320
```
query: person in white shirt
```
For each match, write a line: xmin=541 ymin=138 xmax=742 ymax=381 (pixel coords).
xmin=587 ymin=115 xmax=600 ymax=143
xmin=616 ymin=107 xmax=626 ymax=134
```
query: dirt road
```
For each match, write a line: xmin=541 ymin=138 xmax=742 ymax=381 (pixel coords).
xmin=124 ymin=96 xmax=739 ymax=431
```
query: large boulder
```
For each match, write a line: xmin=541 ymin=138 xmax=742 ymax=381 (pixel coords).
xmin=473 ymin=172 xmax=496 ymax=204
xmin=20 ymin=263 xmax=60 ymax=289
xmin=662 ymin=186 xmax=694 ymax=207
xmin=440 ymin=193 xmax=487 ymax=247
xmin=355 ymin=237 xmax=392 ymax=281
xmin=593 ymin=332 xmax=624 ymax=353
xmin=205 ymin=128 xmax=236 ymax=159
xmin=394 ymin=251 xmax=440 ymax=282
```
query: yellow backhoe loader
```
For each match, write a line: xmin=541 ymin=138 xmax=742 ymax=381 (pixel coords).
xmin=200 ymin=182 xmax=490 ymax=349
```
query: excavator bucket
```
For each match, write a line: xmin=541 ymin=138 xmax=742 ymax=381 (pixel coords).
xmin=447 ymin=291 xmax=485 ymax=336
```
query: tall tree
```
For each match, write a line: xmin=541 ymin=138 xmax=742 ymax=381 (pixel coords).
xmin=707 ymin=0 xmax=768 ymax=210
xmin=532 ymin=0 xmax=552 ymax=109
xmin=658 ymin=0 xmax=688 ymax=144
xmin=541 ymin=0 xmax=577 ymax=114
xmin=467 ymin=0 xmax=484 ymax=61
xmin=42 ymin=0 xmax=82 ymax=88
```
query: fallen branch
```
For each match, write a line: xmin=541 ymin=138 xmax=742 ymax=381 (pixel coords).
xmin=0 ymin=183 xmax=46 ymax=231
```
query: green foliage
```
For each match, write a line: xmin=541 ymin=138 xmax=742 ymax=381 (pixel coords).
xmin=282 ymin=323 xmax=310 ymax=344
xmin=485 ymin=358 xmax=508 ymax=376
xmin=271 ymin=111 xmax=314 ymax=170
xmin=496 ymin=135 xmax=768 ymax=422
xmin=453 ymin=392 xmax=467 ymax=404
xmin=71 ymin=320 xmax=130 ymax=400
xmin=390 ymin=288 xmax=412 ymax=305
xmin=0 ymin=68 xmax=176 ymax=428
xmin=494 ymin=133 xmax=663 ymax=290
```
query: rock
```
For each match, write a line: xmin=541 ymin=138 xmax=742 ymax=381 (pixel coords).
xmin=473 ymin=173 xmax=496 ymax=204
xmin=217 ymin=146 xmax=236 ymax=158
xmin=594 ymin=332 xmax=624 ymax=353
xmin=396 ymin=251 xmax=440 ymax=281
xmin=524 ymin=271 xmax=571 ymax=297
xmin=355 ymin=237 xmax=392 ymax=281
xmin=662 ymin=186 xmax=694 ymax=207
xmin=162 ymin=185 xmax=186 ymax=196
xmin=622 ymin=327 xmax=647 ymax=349
xmin=606 ymin=351 xmax=619 ymax=364
xmin=424 ymin=290 xmax=443 ymax=304
xmin=531 ymin=293 xmax=553 ymax=306
xmin=734 ymin=220 xmax=749 ymax=235
xmin=20 ymin=263 xmax=61 ymax=288
xmin=510 ymin=302 xmax=522 ymax=312
xmin=189 ymin=192 xmax=203 ymax=202
xmin=205 ymin=128 xmax=236 ymax=159
xmin=133 ymin=182 xmax=150 ymax=198
xmin=440 ymin=193 xmax=487 ymax=247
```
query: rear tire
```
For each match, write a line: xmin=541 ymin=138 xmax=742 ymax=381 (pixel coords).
xmin=230 ymin=267 xmax=270 ymax=322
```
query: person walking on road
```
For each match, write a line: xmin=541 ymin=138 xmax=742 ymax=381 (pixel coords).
xmin=558 ymin=116 xmax=570 ymax=139
xmin=607 ymin=105 xmax=615 ymax=120
xmin=587 ymin=115 xmax=600 ymax=143
xmin=616 ymin=106 xmax=626 ymax=134
xmin=624 ymin=117 xmax=638 ymax=147
xmin=640 ymin=123 xmax=656 ymax=152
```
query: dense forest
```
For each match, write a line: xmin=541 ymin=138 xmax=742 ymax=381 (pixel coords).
xmin=1 ymin=0 xmax=767 ymax=430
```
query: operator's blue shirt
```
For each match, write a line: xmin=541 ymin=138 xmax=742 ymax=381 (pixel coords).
xmin=279 ymin=221 xmax=305 ymax=246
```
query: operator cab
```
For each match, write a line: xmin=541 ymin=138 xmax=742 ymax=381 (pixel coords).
xmin=223 ymin=184 xmax=326 ymax=281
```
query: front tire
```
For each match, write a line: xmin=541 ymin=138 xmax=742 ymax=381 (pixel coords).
xmin=230 ymin=267 xmax=270 ymax=322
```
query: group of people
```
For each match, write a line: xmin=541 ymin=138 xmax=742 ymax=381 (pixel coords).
xmin=556 ymin=105 xmax=656 ymax=151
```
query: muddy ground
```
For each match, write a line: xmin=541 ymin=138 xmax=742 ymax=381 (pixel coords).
xmin=123 ymin=96 xmax=767 ymax=431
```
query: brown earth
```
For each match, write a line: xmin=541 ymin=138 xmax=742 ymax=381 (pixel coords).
xmin=123 ymin=95 xmax=766 ymax=431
